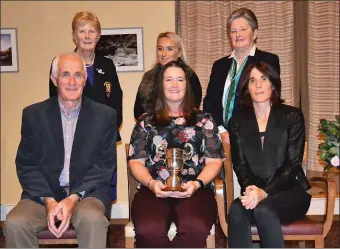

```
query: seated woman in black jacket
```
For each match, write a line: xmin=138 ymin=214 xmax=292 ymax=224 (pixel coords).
xmin=227 ymin=61 xmax=311 ymax=248
xmin=133 ymin=31 xmax=202 ymax=119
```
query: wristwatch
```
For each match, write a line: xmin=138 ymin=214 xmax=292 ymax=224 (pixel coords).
xmin=194 ymin=179 xmax=205 ymax=189
xmin=74 ymin=192 xmax=83 ymax=200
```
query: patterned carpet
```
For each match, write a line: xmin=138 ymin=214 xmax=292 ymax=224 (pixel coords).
xmin=1 ymin=220 xmax=339 ymax=247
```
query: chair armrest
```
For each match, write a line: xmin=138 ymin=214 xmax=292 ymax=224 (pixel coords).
xmin=214 ymin=177 xmax=228 ymax=237
xmin=213 ymin=142 xmax=234 ymax=238
xmin=125 ymin=144 xmax=138 ymax=220
xmin=308 ymin=176 xmax=336 ymax=237
xmin=222 ymin=142 xmax=234 ymax=210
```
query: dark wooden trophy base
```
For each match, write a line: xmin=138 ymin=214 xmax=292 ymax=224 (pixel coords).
xmin=163 ymin=186 xmax=185 ymax=192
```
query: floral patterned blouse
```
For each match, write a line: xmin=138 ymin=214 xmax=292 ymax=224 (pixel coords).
xmin=128 ymin=110 xmax=225 ymax=190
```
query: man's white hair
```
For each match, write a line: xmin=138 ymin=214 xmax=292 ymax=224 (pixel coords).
xmin=50 ymin=52 xmax=87 ymax=83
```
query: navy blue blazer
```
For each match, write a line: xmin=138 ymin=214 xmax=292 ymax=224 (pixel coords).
xmin=16 ymin=97 xmax=117 ymax=215
xmin=203 ymin=49 xmax=280 ymax=127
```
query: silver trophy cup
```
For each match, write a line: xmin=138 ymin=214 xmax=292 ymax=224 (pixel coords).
xmin=164 ymin=144 xmax=194 ymax=191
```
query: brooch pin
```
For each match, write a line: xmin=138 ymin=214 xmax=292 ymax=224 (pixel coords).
xmin=104 ymin=82 xmax=111 ymax=98
xmin=97 ymin=68 xmax=105 ymax=74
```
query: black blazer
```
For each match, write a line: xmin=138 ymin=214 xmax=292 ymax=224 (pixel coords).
xmin=228 ymin=104 xmax=311 ymax=195
xmin=49 ymin=55 xmax=123 ymax=141
xmin=16 ymin=97 xmax=117 ymax=215
xmin=203 ymin=49 xmax=280 ymax=127
xmin=133 ymin=68 xmax=202 ymax=120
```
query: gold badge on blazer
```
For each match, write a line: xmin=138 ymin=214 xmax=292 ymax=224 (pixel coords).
xmin=104 ymin=82 xmax=111 ymax=98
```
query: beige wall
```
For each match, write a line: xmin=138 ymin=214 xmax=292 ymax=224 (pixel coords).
xmin=1 ymin=1 xmax=175 ymax=205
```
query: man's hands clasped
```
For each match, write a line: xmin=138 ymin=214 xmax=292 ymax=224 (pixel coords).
xmin=45 ymin=194 xmax=79 ymax=238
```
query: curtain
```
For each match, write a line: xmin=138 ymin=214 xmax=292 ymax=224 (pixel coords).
xmin=177 ymin=0 xmax=339 ymax=171
xmin=176 ymin=1 xmax=295 ymax=106
xmin=307 ymin=1 xmax=339 ymax=171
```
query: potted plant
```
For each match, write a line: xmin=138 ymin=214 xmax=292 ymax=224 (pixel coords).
xmin=318 ymin=115 xmax=340 ymax=171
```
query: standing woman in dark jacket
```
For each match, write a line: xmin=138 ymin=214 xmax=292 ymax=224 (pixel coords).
xmin=134 ymin=31 xmax=202 ymax=120
xmin=203 ymin=8 xmax=280 ymax=144
xmin=227 ymin=61 xmax=311 ymax=248
xmin=49 ymin=11 xmax=123 ymax=142
xmin=49 ymin=11 xmax=123 ymax=202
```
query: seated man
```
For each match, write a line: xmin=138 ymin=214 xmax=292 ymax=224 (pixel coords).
xmin=3 ymin=52 xmax=117 ymax=248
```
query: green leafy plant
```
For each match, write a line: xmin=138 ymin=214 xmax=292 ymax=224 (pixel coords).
xmin=318 ymin=115 xmax=340 ymax=171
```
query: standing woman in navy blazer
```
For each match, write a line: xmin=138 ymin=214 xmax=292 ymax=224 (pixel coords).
xmin=49 ymin=11 xmax=123 ymax=201
xmin=203 ymin=8 xmax=280 ymax=144
xmin=49 ymin=11 xmax=123 ymax=142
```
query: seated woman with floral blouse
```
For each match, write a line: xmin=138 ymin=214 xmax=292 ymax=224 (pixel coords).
xmin=127 ymin=60 xmax=224 ymax=248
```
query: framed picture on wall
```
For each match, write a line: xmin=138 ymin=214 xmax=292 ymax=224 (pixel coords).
xmin=95 ymin=27 xmax=144 ymax=72
xmin=1 ymin=28 xmax=19 ymax=73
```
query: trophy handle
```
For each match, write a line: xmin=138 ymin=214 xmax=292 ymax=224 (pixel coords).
xmin=156 ymin=143 xmax=167 ymax=156
xmin=184 ymin=143 xmax=194 ymax=161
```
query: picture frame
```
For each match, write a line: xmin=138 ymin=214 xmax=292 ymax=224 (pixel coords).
xmin=1 ymin=28 xmax=19 ymax=73
xmin=95 ymin=27 xmax=144 ymax=72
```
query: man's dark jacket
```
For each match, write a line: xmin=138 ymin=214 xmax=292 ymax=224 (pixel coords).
xmin=16 ymin=96 xmax=117 ymax=215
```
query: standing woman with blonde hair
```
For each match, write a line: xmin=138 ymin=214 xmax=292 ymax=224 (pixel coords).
xmin=133 ymin=31 xmax=202 ymax=120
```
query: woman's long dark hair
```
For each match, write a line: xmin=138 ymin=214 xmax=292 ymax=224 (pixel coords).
xmin=238 ymin=61 xmax=284 ymax=108
xmin=151 ymin=60 xmax=196 ymax=126
xmin=140 ymin=58 xmax=195 ymax=115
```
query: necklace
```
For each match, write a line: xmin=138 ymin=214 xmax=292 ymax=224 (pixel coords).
xmin=85 ymin=54 xmax=95 ymax=68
